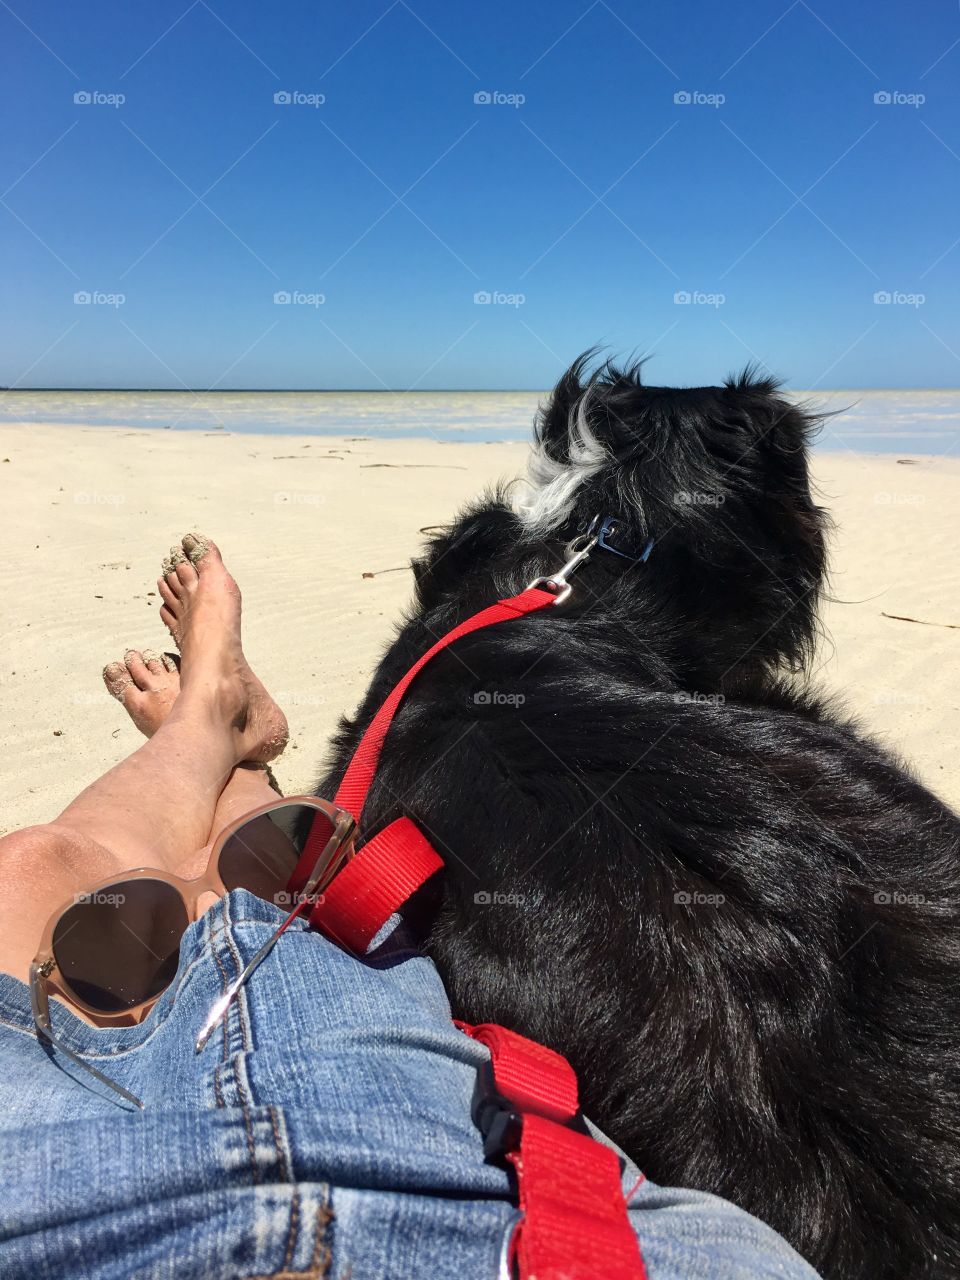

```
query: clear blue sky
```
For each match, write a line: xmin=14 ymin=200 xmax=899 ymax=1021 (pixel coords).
xmin=2 ymin=0 xmax=959 ymax=389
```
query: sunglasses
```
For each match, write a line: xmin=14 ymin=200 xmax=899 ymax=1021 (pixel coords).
xmin=29 ymin=796 xmax=356 ymax=1107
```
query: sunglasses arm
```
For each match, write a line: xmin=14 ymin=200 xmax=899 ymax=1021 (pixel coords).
xmin=196 ymin=818 xmax=357 ymax=1053
xmin=195 ymin=894 xmax=311 ymax=1052
xmin=29 ymin=961 xmax=144 ymax=1111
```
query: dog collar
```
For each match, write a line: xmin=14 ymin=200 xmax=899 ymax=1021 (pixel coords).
xmin=588 ymin=513 xmax=655 ymax=564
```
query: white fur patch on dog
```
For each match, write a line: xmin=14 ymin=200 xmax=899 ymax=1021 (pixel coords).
xmin=515 ymin=391 xmax=609 ymax=536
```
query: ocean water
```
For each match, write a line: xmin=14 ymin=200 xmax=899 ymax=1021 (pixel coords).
xmin=0 ymin=389 xmax=957 ymax=455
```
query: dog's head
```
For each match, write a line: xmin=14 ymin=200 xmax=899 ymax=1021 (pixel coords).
xmin=415 ymin=354 xmax=829 ymax=689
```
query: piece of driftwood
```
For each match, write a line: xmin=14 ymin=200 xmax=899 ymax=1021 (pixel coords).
xmin=881 ymin=611 xmax=960 ymax=630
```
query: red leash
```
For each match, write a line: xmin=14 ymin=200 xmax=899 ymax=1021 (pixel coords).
xmin=306 ymin=581 xmax=648 ymax=1280
xmin=309 ymin=587 xmax=556 ymax=949
xmin=334 ymin=587 xmax=556 ymax=816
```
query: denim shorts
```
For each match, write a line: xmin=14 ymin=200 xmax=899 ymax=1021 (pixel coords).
xmin=0 ymin=889 xmax=820 ymax=1279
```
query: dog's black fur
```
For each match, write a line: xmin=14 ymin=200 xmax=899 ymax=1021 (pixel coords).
xmin=316 ymin=355 xmax=960 ymax=1279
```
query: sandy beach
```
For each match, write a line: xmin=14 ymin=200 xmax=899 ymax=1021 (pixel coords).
xmin=1 ymin=424 xmax=958 ymax=835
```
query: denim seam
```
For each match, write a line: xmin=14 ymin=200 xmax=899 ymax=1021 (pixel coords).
xmin=283 ymin=1188 xmax=302 ymax=1274
xmin=313 ymin=1197 xmax=334 ymax=1279
xmin=212 ymin=1062 xmax=227 ymax=1109
xmin=269 ymin=1105 xmax=293 ymax=1183
xmin=245 ymin=1198 xmax=333 ymax=1280
xmin=209 ymin=899 xmax=234 ymax=1066
xmin=223 ymin=897 xmax=253 ymax=1057
xmin=210 ymin=905 xmax=249 ymax=1124
xmin=269 ymin=1105 xmax=300 ymax=1271
xmin=237 ymin=1072 xmax=260 ymax=1185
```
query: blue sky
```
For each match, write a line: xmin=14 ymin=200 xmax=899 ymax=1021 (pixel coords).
xmin=1 ymin=0 xmax=959 ymax=389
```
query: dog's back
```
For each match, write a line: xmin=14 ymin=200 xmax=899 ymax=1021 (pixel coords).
xmin=318 ymin=357 xmax=960 ymax=1279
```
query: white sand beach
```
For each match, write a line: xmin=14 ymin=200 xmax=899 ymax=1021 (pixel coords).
xmin=1 ymin=424 xmax=958 ymax=834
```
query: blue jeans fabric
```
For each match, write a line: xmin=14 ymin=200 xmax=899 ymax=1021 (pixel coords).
xmin=0 ymin=889 xmax=821 ymax=1279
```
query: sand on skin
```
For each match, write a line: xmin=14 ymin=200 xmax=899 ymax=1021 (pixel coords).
xmin=0 ymin=423 xmax=957 ymax=834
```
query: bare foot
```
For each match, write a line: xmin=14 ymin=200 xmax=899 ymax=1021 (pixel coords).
xmin=156 ymin=533 xmax=289 ymax=764
xmin=103 ymin=649 xmax=180 ymax=737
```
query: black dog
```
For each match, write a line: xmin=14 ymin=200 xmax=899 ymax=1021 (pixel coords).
xmin=317 ymin=354 xmax=960 ymax=1280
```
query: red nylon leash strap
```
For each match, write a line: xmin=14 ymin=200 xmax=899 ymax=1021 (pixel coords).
xmin=304 ymin=582 xmax=648 ymax=1278
xmin=334 ymin=587 xmax=558 ymax=818
xmin=309 ymin=816 xmax=439 ymax=953
xmin=461 ymin=1022 xmax=648 ymax=1280
xmin=306 ymin=587 xmax=559 ymax=947
xmin=511 ymin=1116 xmax=646 ymax=1279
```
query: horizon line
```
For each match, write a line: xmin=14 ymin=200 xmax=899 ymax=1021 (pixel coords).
xmin=3 ymin=386 xmax=959 ymax=395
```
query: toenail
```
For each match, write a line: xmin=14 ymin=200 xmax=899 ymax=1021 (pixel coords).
xmin=169 ymin=546 xmax=187 ymax=565
xmin=183 ymin=531 xmax=210 ymax=560
xmin=104 ymin=674 xmax=133 ymax=701
xmin=162 ymin=558 xmax=173 ymax=575
xmin=142 ymin=648 xmax=161 ymax=663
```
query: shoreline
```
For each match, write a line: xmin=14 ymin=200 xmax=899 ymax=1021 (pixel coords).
xmin=0 ymin=418 xmax=954 ymax=461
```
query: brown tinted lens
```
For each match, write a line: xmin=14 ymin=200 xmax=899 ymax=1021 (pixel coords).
xmin=52 ymin=879 xmax=188 ymax=1014
xmin=217 ymin=804 xmax=335 ymax=909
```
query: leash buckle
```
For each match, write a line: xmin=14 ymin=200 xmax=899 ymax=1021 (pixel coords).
xmin=461 ymin=1020 xmax=647 ymax=1279
xmin=472 ymin=1058 xmax=526 ymax=1159
xmin=526 ymin=513 xmax=654 ymax=603
xmin=470 ymin=1055 xmax=591 ymax=1160
xmin=526 ymin=532 xmax=597 ymax=604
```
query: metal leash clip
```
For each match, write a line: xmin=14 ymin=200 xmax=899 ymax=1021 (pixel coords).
xmin=527 ymin=531 xmax=598 ymax=604
xmin=587 ymin=514 xmax=655 ymax=564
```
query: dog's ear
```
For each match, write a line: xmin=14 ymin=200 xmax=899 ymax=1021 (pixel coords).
xmin=532 ymin=349 xmax=654 ymax=461
xmin=533 ymin=350 xmax=597 ymax=459
xmin=520 ymin=351 xmax=645 ymax=538
xmin=721 ymin=368 xmax=820 ymax=460
xmin=686 ymin=368 xmax=830 ymax=677
xmin=719 ymin=371 xmax=828 ymax=590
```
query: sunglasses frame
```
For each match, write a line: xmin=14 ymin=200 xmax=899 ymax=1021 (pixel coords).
xmin=30 ymin=795 xmax=356 ymax=1036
